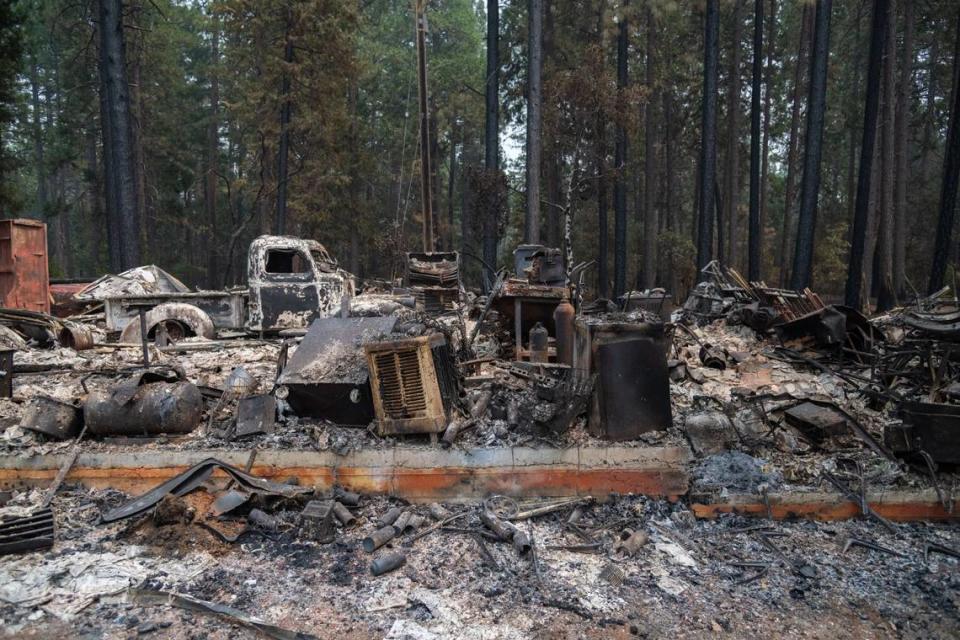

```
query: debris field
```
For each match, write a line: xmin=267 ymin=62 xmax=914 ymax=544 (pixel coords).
xmin=0 ymin=243 xmax=958 ymax=638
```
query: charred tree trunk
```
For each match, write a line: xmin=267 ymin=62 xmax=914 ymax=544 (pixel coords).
xmin=845 ymin=0 xmax=889 ymax=308
xmin=747 ymin=0 xmax=763 ymax=281
xmin=29 ymin=57 xmax=47 ymax=220
xmin=526 ymin=0 xmax=542 ymax=244
xmin=697 ymin=0 xmax=720 ymax=272
xmin=613 ymin=0 xmax=629 ymax=298
xmin=275 ymin=8 xmax=293 ymax=235
xmin=876 ymin=0 xmax=897 ymax=311
xmin=893 ymin=1 xmax=914 ymax=296
xmin=642 ymin=6 xmax=658 ymax=289
xmin=790 ymin=0 xmax=832 ymax=291
xmin=929 ymin=9 xmax=960 ymax=294
xmin=482 ymin=0 xmax=500 ymax=286
xmin=98 ymin=0 xmax=141 ymax=269
xmin=205 ymin=15 xmax=220 ymax=289
xmin=596 ymin=109 xmax=609 ymax=298
xmin=778 ymin=4 xmax=811 ymax=287
xmin=758 ymin=0 xmax=775 ymax=280
xmin=724 ymin=0 xmax=743 ymax=271
xmin=447 ymin=118 xmax=458 ymax=251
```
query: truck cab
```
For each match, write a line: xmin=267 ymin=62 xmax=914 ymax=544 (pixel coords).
xmin=245 ymin=235 xmax=355 ymax=333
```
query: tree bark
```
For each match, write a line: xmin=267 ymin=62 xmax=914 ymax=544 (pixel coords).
xmin=778 ymin=4 xmax=811 ymax=287
xmin=482 ymin=0 xmax=500 ymax=286
xmin=928 ymin=8 xmax=960 ymax=293
xmin=892 ymin=0 xmax=914 ymax=296
xmin=790 ymin=0 xmax=832 ymax=291
xmin=642 ymin=6 xmax=658 ymax=289
xmin=525 ymin=0 xmax=542 ymax=244
xmin=205 ymin=14 xmax=220 ymax=289
xmin=876 ymin=0 xmax=897 ymax=311
xmin=747 ymin=0 xmax=763 ymax=281
xmin=613 ymin=0 xmax=629 ymax=298
xmin=596 ymin=108 xmax=608 ymax=298
xmin=758 ymin=0 xmax=775 ymax=280
xmin=697 ymin=0 xmax=720 ymax=272
xmin=98 ymin=0 xmax=141 ymax=270
xmin=845 ymin=0 xmax=889 ymax=308
xmin=29 ymin=57 xmax=47 ymax=220
xmin=724 ymin=0 xmax=743 ymax=271
xmin=447 ymin=118 xmax=458 ymax=252
xmin=276 ymin=7 xmax=293 ymax=235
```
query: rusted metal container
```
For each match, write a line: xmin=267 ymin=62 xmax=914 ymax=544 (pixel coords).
xmin=574 ymin=319 xmax=672 ymax=440
xmin=57 ymin=322 xmax=95 ymax=351
xmin=84 ymin=381 xmax=202 ymax=436
xmin=0 ymin=219 xmax=50 ymax=313
xmin=21 ymin=396 xmax=82 ymax=440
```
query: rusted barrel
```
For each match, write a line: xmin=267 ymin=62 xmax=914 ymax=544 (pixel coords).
xmin=58 ymin=323 xmax=95 ymax=351
xmin=84 ymin=381 xmax=202 ymax=436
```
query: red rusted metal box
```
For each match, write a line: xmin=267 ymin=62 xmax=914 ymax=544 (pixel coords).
xmin=0 ymin=219 xmax=50 ymax=313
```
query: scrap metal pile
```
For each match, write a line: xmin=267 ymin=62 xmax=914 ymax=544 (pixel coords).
xmin=0 ymin=239 xmax=959 ymax=636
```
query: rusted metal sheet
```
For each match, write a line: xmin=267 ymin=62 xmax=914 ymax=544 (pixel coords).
xmin=21 ymin=396 xmax=82 ymax=440
xmin=101 ymin=457 xmax=311 ymax=522
xmin=235 ymin=394 xmax=276 ymax=438
xmin=0 ymin=219 xmax=49 ymax=314
xmin=277 ymin=316 xmax=397 ymax=424
xmin=365 ymin=334 xmax=459 ymax=436
xmin=84 ymin=381 xmax=203 ymax=436
xmin=246 ymin=236 xmax=352 ymax=332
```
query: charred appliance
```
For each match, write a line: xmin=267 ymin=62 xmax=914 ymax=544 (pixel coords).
xmin=365 ymin=333 xmax=460 ymax=436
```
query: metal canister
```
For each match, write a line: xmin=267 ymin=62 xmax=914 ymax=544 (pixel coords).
xmin=529 ymin=322 xmax=549 ymax=363
xmin=58 ymin=323 xmax=95 ymax=351
xmin=378 ymin=507 xmax=403 ymax=527
xmin=362 ymin=525 xmax=397 ymax=553
xmin=84 ymin=381 xmax=203 ymax=436
xmin=370 ymin=552 xmax=406 ymax=576
xmin=553 ymin=294 xmax=575 ymax=365
xmin=332 ymin=502 xmax=356 ymax=526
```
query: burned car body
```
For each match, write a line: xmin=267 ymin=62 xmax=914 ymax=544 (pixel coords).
xmin=246 ymin=236 xmax=354 ymax=333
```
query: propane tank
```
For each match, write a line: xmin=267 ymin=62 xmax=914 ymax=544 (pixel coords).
xmin=553 ymin=292 xmax=575 ymax=365
xmin=529 ymin=322 xmax=549 ymax=363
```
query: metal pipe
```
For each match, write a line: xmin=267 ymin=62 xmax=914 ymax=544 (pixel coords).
xmin=371 ymin=552 xmax=406 ymax=576
xmin=363 ymin=525 xmax=397 ymax=553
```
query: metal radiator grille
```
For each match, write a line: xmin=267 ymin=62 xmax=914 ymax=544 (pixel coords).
xmin=374 ymin=349 xmax=427 ymax=418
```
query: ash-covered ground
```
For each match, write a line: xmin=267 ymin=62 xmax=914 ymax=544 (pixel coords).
xmin=1 ymin=487 xmax=957 ymax=640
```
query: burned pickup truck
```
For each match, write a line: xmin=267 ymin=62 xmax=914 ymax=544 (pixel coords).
xmin=97 ymin=236 xmax=355 ymax=342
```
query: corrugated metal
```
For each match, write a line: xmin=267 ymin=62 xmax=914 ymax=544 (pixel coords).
xmin=0 ymin=219 xmax=49 ymax=313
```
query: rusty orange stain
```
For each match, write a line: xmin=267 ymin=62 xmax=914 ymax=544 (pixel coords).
xmin=691 ymin=500 xmax=958 ymax=522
